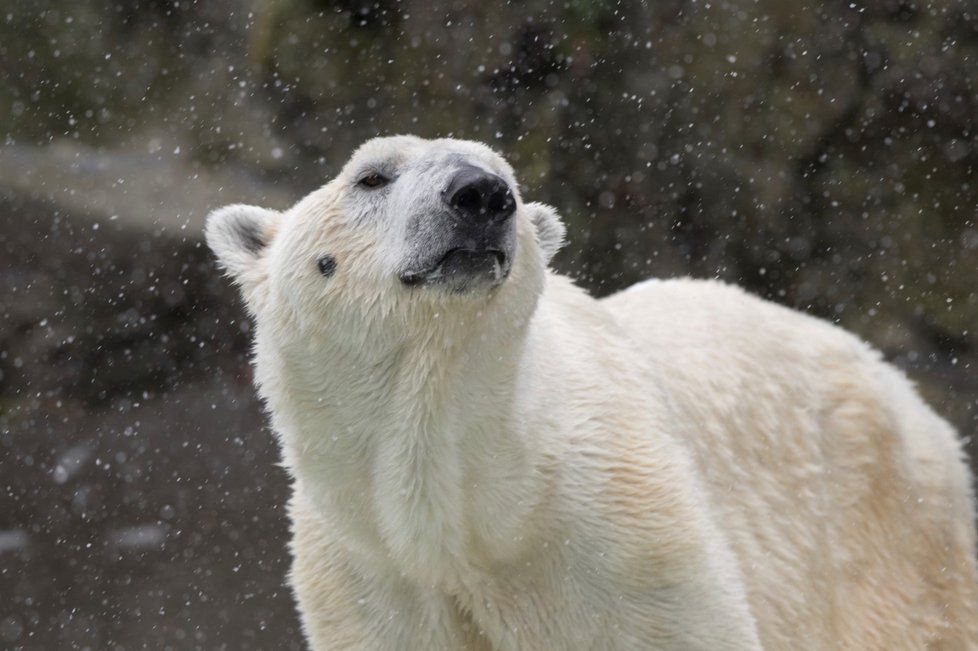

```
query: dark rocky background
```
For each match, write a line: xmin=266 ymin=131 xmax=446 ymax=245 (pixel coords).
xmin=1 ymin=0 xmax=976 ymax=648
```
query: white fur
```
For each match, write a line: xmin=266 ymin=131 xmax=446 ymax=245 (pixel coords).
xmin=207 ymin=136 xmax=978 ymax=650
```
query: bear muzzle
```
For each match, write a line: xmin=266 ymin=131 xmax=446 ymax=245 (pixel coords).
xmin=397 ymin=165 xmax=517 ymax=292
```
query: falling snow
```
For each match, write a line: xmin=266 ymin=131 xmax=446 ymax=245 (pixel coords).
xmin=1 ymin=0 xmax=977 ymax=649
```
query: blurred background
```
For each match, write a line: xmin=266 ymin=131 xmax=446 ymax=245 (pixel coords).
xmin=1 ymin=0 xmax=977 ymax=648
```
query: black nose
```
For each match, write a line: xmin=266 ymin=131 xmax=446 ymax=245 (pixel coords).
xmin=443 ymin=165 xmax=516 ymax=222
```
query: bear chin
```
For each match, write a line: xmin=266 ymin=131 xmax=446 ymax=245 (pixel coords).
xmin=398 ymin=248 xmax=510 ymax=293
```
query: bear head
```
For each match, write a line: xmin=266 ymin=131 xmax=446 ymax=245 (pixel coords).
xmin=206 ymin=135 xmax=565 ymax=355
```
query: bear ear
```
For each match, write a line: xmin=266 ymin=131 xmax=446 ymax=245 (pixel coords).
xmin=525 ymin=202 xmax=566 ymax=265
xmin=205 ymin=204 xmax=278 ymax=281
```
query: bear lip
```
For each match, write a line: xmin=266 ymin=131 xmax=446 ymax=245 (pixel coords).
xmin=399 ymin=248 xmax=508 ymax=287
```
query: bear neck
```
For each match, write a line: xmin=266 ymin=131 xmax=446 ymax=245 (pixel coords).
xmin=265 ymin=293 xmax=547 ymax=584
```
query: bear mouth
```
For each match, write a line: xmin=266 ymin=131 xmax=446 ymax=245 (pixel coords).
xmin=399 ymin=248 xmax=509 ymax=288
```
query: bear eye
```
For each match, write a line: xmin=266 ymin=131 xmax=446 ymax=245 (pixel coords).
xmin=357 ymin=172 xmax=389 ymax=189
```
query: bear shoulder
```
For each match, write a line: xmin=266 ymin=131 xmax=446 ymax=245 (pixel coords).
xmin=603 ymin=276 xmax=872 ymax=367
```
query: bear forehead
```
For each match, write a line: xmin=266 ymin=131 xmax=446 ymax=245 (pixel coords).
xmin=344 ymin=136 xmax=511 ymax=177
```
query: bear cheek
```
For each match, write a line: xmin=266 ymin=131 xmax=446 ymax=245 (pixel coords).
xmin=317 ymin=255 xmax=337 ymax=278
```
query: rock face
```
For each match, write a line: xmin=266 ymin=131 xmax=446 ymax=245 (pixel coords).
xmin=1 ymin=0 xmax=976 ymax=647
xmin=0 ymin=152 xmax=303 ymax=648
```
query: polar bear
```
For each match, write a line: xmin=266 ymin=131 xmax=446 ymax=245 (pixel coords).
xmin=206 ymin=135 xmax=978 ymax=650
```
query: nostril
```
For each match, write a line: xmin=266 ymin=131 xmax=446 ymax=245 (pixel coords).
xmin=453 ymin=187 xmax=483 ymax=213
xmin=487 ymin=188 xmax=512 ymax=215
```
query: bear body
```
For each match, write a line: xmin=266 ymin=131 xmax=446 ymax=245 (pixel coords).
xmin=206 ymin=136 xmax=978 ymax=649
xmin=605 ymin=278 xmax=978 ymax=648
